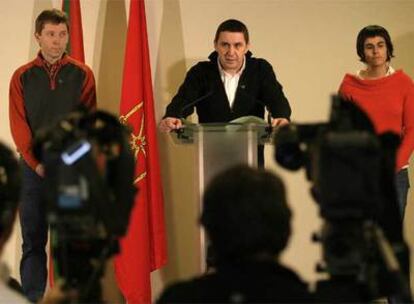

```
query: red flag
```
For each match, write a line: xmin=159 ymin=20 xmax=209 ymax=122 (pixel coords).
xmin=62 ymin=0 xmax=85 ymax=62
xmin=115 ymin=0 xmax=167 ymax=302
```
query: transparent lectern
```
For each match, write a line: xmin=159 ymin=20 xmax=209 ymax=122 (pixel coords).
xmin=171 ymin=119 xmax=273 ymax=271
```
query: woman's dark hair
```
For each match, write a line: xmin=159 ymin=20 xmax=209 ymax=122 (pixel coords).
xmin=214 ymin=19 xmax=249 ymax=44
xmin=200 ymin=165 xmax=291 ymax=264
xmin=356 ymin=25 xmax=394 ymax=62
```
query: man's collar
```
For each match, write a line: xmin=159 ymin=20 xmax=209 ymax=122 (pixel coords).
xmin=35 ymin=51 xmax=68 ymax=67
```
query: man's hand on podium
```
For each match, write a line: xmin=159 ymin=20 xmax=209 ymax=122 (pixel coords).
xmin=159 ymin=117 xmax=183 ymax=132
xmin=271 ymin=117 xmax=289 ymax=128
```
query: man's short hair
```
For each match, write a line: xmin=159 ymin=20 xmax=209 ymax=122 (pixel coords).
xmin=214 ymin=19 xmax=249 ymax=44
xmin=200 ymin=165 xmax=291 ymax=264
xmin=35 ymin=9 xmax=69 ymax=35
xmin=356 ymin=25 xmax=394 ymax=63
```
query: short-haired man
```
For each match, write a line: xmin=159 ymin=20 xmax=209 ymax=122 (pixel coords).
xmin=159 ymin=19 xmax=291 ymax=164
xmin=9 ymin=9 xmax=96 ymax=302
xmin=157 ymin=166 xmax=312 ymax=303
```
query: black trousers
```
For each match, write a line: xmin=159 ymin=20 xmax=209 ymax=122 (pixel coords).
xmin=19 ymin=161 xmax=47 ymax=302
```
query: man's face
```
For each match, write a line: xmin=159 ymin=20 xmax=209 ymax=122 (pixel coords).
xmin=363 ymin=36 xmax=388 ymax=68
xmin=214 ymin=31 xmax=249 ymax=74
xmin=35 ymin=22 xmax=69 ymax=64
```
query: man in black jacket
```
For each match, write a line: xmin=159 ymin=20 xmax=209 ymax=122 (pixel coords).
xmin=157 ymin=166 xmax=312 ymax=303
xmin=159 ymin=19 xmax=291 ymax=132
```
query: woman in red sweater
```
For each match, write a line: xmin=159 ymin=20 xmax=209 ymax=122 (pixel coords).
xmin=339 ymin=25 xmax=414 ymax=220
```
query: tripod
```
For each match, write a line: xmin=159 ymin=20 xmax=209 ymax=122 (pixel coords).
xmin=314 ymin=220 xmax=411 ymax=303
xmin=52 ymin=230 xmax=119 ymax=303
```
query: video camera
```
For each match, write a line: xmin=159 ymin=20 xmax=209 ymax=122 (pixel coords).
xmin=34 ymin=108 xmax=136 ymax=302
xmin=274 ymin=96 xmax=411 ymax=302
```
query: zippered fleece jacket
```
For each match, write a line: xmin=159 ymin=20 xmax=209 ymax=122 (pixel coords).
xmin=9 ymin=53 xmax=96 ymax=170
xmin=164 ymin=51 xmax=291 ymax=122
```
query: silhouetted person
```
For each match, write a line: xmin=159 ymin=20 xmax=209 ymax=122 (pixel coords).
xmin=0 ymin=142 xmax=27 ymax=302
xmin=157 ymin=165 xmax=313 ymax=303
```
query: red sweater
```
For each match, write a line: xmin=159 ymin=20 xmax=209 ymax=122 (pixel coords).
xmin=9 ymin=53 xmax=96 ymax=170
xmin=339 ymin=70 xmax=414 ymax=170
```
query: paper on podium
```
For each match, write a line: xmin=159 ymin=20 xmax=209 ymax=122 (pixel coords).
xmin=229 ymin=116 xmax=273 ymax=143
xmin=229 ymin=115 xmax=267 ymax=125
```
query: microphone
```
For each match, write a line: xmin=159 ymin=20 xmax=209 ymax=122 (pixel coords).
xmin=173 ymin=91 xmax=213 ymax=137
xmin=238 ymin=84 xmax=273 ymax=129
xmin=179 ymin=91 xmax=214 ymax=119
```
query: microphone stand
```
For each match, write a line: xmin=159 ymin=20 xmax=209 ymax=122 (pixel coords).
xmin=173 ymin=91 xmax=214 ymax=139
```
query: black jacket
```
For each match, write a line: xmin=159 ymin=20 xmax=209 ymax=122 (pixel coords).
xmin=157 ymin=261 xmax=312 ymax=303
xmin=164 ymin=51 xmax=291 ymax=122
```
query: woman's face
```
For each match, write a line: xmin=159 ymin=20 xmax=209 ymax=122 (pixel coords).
xmin=363 ymin=36 xmax=388 ymax=68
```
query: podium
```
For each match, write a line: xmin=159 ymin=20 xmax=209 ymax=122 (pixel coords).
xmin=171 ymin=120 xmax=272 ymax=271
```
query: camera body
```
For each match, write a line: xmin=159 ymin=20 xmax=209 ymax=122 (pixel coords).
xmin=34 ymin=108 xmax=136 ymax=299
xmin=274 ymin=96 xmax=407 ymax=301
xmin=275 ymin=95 xmax=400 ymax=227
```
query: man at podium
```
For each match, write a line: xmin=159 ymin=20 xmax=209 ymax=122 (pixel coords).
xmin=159 ymin=19 xmax=291 ymax=133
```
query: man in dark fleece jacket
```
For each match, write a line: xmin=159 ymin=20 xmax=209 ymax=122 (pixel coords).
xmin=159 ymin=19 xmax=291 ymax=167
xmin=159 ymin=19 xmax=291 ymax=132
xmin=8 ymin=9 xmax=96 ymax=302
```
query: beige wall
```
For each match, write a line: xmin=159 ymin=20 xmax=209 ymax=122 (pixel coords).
xmin=1 ymin=0 xmax=414 ymax=300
